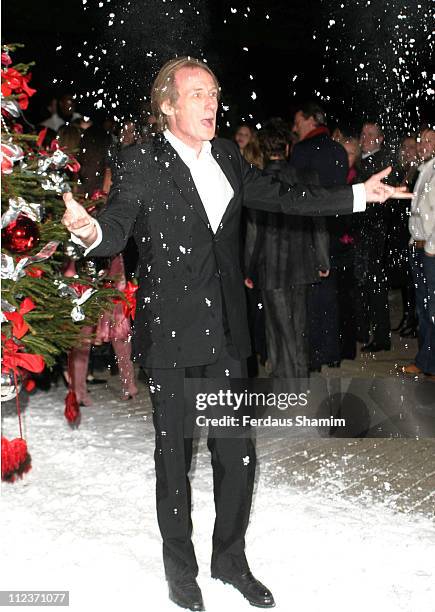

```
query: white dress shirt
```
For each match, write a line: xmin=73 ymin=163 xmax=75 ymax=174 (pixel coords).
xmin=163 ymin=129 xmax=234 ymax=233
xmin=40 ymin=111 xmax=82 ymax=133
xmin=72 ymin=130 xmax=367 ymax=254
xmin=361 ymin=147 xmax=381 ymax=160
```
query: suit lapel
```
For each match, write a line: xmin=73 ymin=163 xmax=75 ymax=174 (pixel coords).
xmin=155 ymin=135 xmax=210 ymax=229
xmin=210 ymin=140 xmax=240 ymax=234
xmin=154 ymin=135 xmax=241 ymax=234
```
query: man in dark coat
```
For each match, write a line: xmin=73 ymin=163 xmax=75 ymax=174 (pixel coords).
xmin=62 ymin=58 xmax=406 ymax=611
xmin=290 ymin=102 xmax=349 ymax=370
xmin=356 ymin=121 xmax=394 ymax=351
xmin=246 ymin=118 xmax=329 ymax=378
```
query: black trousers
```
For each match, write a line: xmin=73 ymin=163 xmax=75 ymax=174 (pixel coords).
xmin=146 ymin=342 xmax=255 ymax=581
xmin=262 ymin=285 xmax=309 ymax=378
xmin=358 ymin=230 xmax=391 ymax=345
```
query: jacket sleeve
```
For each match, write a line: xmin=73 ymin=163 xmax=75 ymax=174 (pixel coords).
xmin=312 ymin=218 xmax=330 ymax=271
xmin=239 ymin=152 xmax=354 ymax=216
xmin=245 ymin=210 xmax=266 ymax=281
xmin=86 ymin=147 xmax=145 ymax=257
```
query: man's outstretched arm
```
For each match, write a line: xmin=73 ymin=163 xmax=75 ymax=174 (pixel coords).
xmin=240 ymin=152 xmax=411 ymax=216
xmin=62 ymin=148 xmax=144 ymax=257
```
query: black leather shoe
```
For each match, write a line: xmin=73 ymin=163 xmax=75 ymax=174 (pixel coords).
xmin=361 ymin=341 xmax=391 ymax=353
xmin=212 ymin=570 xmax=275 ymax=608
xmin=167 ymin=578 xmax=205 ymax=611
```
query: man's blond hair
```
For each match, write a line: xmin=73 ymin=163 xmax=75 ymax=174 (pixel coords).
xmin=150 ymin=57 xmax=220 ymax=132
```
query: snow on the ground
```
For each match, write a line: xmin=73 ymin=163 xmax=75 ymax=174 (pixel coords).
xmin=1 ymin=384 xmax=434 ymax=612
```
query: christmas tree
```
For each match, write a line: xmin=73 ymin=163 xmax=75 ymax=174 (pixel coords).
xmin=1 ymin=44 xmax=124 ymax=481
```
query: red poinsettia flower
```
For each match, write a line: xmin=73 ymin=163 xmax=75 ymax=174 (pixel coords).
xmin=36 ymin=128 xmax=48 ymax=148
xmin=17 ymin=93 xmax=30 ymax=110
xmin=1 ymin=68 xmax=36 ymax=103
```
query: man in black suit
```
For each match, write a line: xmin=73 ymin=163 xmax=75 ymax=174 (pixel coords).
xmin=291 ymin=102 xmax=349 ymax=371
xmin=62 ymin=57 xmax=407 ymax=611
xmin=357 ymin=121 xmax=394 ymax=352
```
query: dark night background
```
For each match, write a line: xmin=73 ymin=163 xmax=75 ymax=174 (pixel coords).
xmin=4 ymin=0 xmax=434 ymax=138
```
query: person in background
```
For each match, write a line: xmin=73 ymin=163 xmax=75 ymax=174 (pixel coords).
xmin=246 ymin=118 xmax=328 ymax=378
xmin=40 ymin=92 xmax=82 ymax=133
xmin=103 ymin=118 xmax=141 ymax=279
xmin=331 ymin=132 xmax=362 ymax=361
xmin=234 ymin=123 xmax=255 ymax=153
xmin=57 ymin=123 xmax=82 ymax=156
xmin=402 ymin=127 xmax=435 ymax=381
xmin=356 ymin=121 xmax=394 ymax=352
xmin=291 ymin=102 xmax=349 ymax=371
xmin=242 ymin=136 xmax=264 ymax=169
xmin=63 ymin=118 xmax=138 ymax=404
xmin=240 ymin=132 xmax=266 ymax=375
xmin=78 ymin=124 xmax=113 ymax=198
xmin=388 ymin=135 xmax=420 ymax=338
xmin=342 ymin=137 xmax=361 ymax=183
xmin=64 ymin=254 xmax=138 ymax=405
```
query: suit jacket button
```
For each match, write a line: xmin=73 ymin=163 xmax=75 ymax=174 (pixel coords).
xmin=215 ymin=271 xmax=220 ymax=278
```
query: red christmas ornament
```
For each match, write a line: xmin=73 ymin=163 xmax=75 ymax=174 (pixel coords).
xmin=2 ymin=213 xmax=40 ymax=253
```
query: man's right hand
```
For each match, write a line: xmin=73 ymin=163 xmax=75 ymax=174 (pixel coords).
xmin=62 ymin=192 xmax=98 ymax=247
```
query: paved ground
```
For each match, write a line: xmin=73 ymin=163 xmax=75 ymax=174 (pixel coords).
xmin=32 ymin=289 xmax=435 ymax=520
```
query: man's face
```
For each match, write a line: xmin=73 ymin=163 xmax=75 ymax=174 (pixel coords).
xmin=417 ymin=130 xmax=435 ymax=161
xmin=293 ymin=111 xmax=315 ymax=140
xmin=162 ymin=67 xmax=219 ymax=149
xmin=59 ymin=95 xmax=75 ymax=117
xmin=360 ymin=123 xmax=383 ymax=154
xmin=120 ymin=121 xmax=137 ymax=146
xmin=400 ymin=137 xmax=417 ymax=165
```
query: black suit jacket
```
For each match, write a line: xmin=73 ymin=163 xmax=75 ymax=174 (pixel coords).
xmin=291 ymin=132 xmax=348 ymax=186
xmin=357 ymin=147 xmax=395 ymax=230
xmin=290 ymin=131 xmax=350 ymax=260
xmin=89 ymin=134 xmax=353 ymax=368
